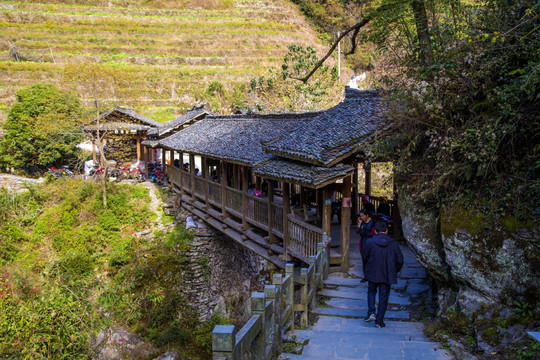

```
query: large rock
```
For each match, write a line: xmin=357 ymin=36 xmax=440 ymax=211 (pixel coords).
xmin=91 ymin=327 xmax=158 ymax=360
xmin=397 ymin=184 xmax=540 ymax=315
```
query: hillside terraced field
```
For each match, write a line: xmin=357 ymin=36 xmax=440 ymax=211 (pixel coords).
xmin=0 ymin=0 xmax=330 ymax=122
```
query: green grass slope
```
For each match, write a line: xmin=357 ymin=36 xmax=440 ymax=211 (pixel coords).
xmin=0 ymin=0 xmax=331 ymax=123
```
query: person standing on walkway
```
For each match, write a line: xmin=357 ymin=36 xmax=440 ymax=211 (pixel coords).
xmin=362 ymin=221 xmax=404 ymax=328
xmin=356 ymin=208 xmax=374 ymax=282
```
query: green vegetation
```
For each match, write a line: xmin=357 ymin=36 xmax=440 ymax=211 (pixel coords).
xmin=248 ymin=44 xmax=342 ymax=112
xmin=0 ymin=179 xmax=227 ymax=359
xmin=0 ymin=0 xmax=333 ymax=120
xmin=0 ymin=83 xmax=83 ymax=172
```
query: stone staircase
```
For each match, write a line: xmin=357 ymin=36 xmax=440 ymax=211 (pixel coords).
xmin=280 ymin=243 xmax=454 ymax=360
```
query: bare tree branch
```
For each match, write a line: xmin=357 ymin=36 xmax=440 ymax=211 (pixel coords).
xmin=290 ymin=17 xmax=372 ymax=83
xmin=290 ymin=3 xmax=396 ymax=84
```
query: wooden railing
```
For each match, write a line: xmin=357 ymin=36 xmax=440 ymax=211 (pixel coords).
xmin=167 ymin=165 xmax=330 ymax=265
xmin=168 ymin=165 xmax=182 ymax=187
xmin=287 ymin=214 xmax=326 ymax=264
xmin=181 ymin=171 xmax=191 ymax=193
xmin=212 ymin=241 xmax=329 ymax=360
xmin=246 ymin=195 xmax=269 ymax=227
xmin=193 ymin=175 xmax=205 ymax=199
xmin=208 ymin=181 xmax=222 ymax=206
xmin=272 ymin=204 xmax=283 ymax=237
xmin=225 ymin=187 xmax=243 ymax=216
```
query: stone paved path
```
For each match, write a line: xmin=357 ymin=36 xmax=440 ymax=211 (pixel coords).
xmin=280 ymin=233 xmax=454 ymax=360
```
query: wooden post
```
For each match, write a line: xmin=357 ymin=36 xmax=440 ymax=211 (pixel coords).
xmin=212 ymin=325 xmax=234 ymax=360
xmin=233 ymin=163 xmax=238 ymax=189
xmin=221 ymin=161 xmax=227 ymax=219
xmin=322 ymin=187 xmax=332 ymax=235
xmin=364 ymin=161 xmax=372 ymax=197
xmin=190 ymin=154 xmax=195 ymax=197
xmin=300 ymin=186 xmax=306 ymax=207
xmin=352 ymin=161 xmax=359 ymax=220
xmin=161 ymin=148 xmax=166 ymax=171
xmin=136 ymin=137 xmax=140 ymax=161
xmin=203 ymin=157 xmax=209 ymax=209
xmin=283 ymin=182 xmax=291 ymax=260
xmin=250 ymin=292 xmax=266 ymax=360
xmin=241 ymin=165 xmax=249 ymax=231
xmin=340 ymin=175 xmax=352 ymax=272
xmin=267 ymin=179 xmax=275 ymax=243
xmin=178 ymin=152 xmax=184 ymax=196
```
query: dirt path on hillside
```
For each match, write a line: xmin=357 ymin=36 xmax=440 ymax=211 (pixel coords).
xmin=0 ymin=173 xmax=44 ymax=192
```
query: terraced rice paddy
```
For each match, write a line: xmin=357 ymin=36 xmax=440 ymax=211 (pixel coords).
xmin=0 ymin=0 xmax=331 ymax=122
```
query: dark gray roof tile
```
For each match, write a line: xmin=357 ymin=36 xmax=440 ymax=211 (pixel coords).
xmin=263 ymin=88 xmax=389 ymax=166
xmin=254 ymin=159 xmax=353 ymax=188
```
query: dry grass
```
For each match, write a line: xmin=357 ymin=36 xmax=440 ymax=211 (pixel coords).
xmin=0 ymin=0 xmax=332 ymax=118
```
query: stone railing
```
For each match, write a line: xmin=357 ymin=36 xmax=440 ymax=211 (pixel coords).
xmin=212 ymin=240 xmax=329 ymax=359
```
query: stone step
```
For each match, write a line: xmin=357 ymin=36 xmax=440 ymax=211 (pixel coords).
xmin=282 ymin=329 xmax=454 ymax=360
xmin=320 ymin=289 xmax=411 ymax=305
xmin=312 ymin=307 xmax=409 ymax=320
xmin=311 ymin=317 xmax=427 ymax=336
xmin=324 ymin=277 xmax=409 ymax=290
xmin=324 ymin=297 xmax=403 ymax=310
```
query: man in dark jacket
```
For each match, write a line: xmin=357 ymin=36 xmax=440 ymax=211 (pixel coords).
xmin=362 ymin=221 xmax=404 ymax=328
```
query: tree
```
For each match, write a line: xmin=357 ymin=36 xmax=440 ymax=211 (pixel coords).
xmin=64 ymin=63 xmax=125 ymax=207
xmin=0 ymin=83 xmax=83 ymax=173
xmin=289 ymin=0 xmax=539 ymax=218
xmin=248 ymin=44 xmax=342 ymax=112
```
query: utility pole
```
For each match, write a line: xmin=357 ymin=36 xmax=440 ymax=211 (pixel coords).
xmin=337 ymin=31 xmax=341 ymax=81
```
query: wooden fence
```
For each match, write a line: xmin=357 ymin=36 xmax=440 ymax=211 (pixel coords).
xmin=212 ymin=239 xmax=329 ymax=360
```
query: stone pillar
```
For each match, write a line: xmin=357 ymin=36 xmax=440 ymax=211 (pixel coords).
xmin=212 ymin=325 xmax=234 ymax=359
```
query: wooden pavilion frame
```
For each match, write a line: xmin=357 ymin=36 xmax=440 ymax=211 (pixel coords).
xmin=152 ymin=88 xmax=400 ymax=271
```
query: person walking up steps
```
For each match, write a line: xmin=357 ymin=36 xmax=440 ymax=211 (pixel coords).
xmin=362 ymin=221 xmax=404 ymax=328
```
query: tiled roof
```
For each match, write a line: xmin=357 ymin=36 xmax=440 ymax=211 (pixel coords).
xmin=254 ymin=159 xmax=353 ymax=189
xmin=147 ymin=104 xmax=213 ymax=136
xmin=263 ymin=88 xmax=389 ymax=166
xmin=87 ymin=122 xmax=155 ymax=132
xmin=141 ymin=139 xmax=159 ymax=147
xmin=157 ymin=112 xmax=321 ymax=166
xmin=87 ymin=106 xmax=161 ymax=130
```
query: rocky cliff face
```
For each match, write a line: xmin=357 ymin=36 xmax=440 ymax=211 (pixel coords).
xmin=398 ymin=186 xmax=540 ymax=316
